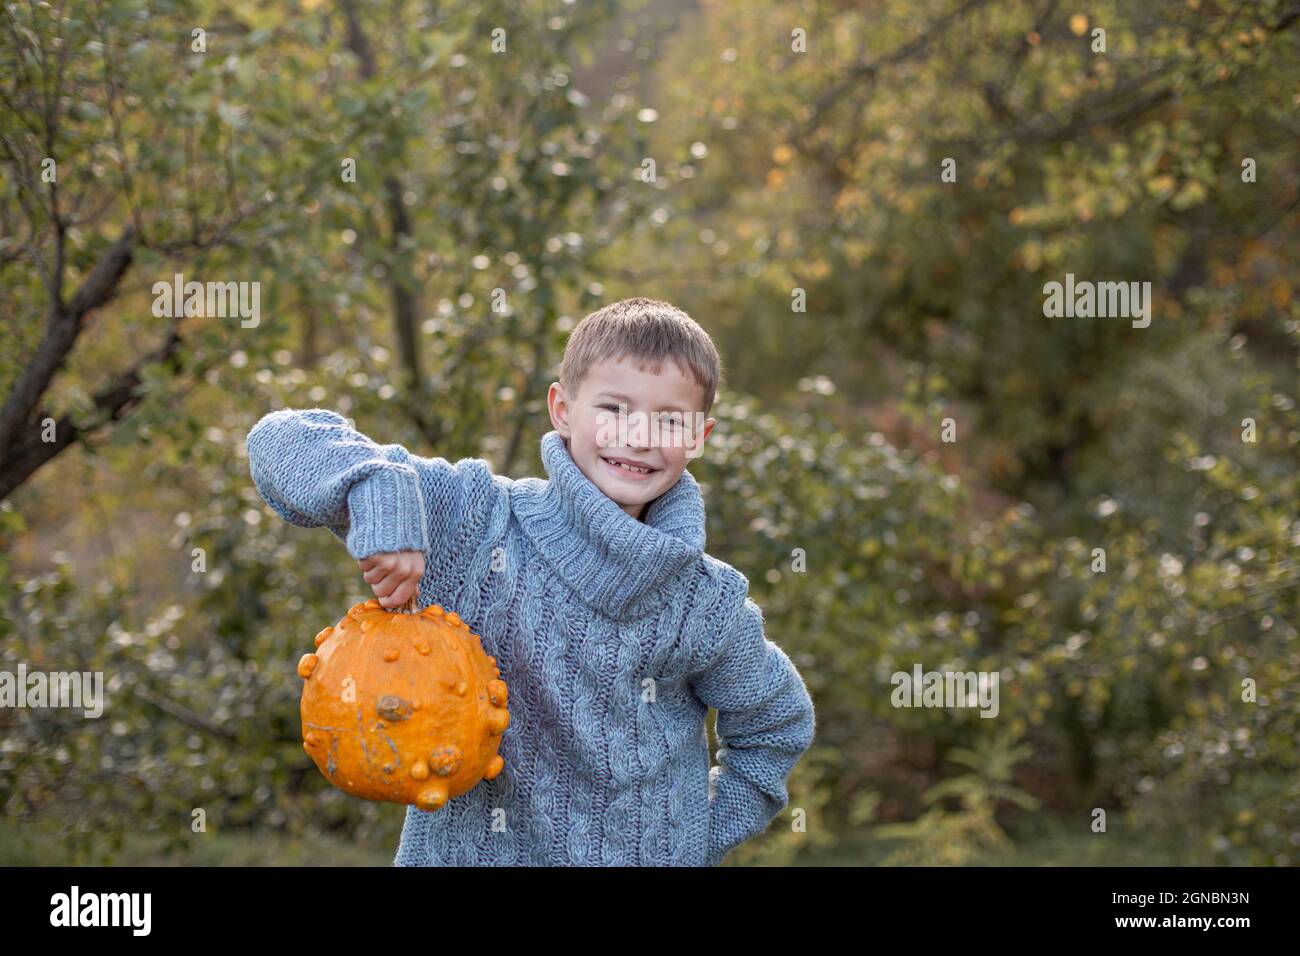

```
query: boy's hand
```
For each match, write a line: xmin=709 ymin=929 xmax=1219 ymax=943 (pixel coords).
xmin=358 ymin=550 xmax=425 ymax=608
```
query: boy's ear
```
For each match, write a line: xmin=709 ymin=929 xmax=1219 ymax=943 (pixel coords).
xmin=685 ymin=415 xmax=716 ymax=459
xmin=547 ymin=382 xmax=572 ymax=437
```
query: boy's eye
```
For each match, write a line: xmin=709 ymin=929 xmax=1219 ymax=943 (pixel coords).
xmin=597 ymin=404 xmax=619 ymax=413
xmin=659 ymin=412 xmax=683 ymax=428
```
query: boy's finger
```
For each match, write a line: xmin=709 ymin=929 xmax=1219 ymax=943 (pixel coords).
xmin=388 ymin=579 xmax=416 ymax=608
xmin=370 ymin=569 xmax=403 ymax=599
xmin=362 ymin=563 xmax=390 ymax=584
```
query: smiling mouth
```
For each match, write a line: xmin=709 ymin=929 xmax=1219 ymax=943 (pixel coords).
xmin=600 ymin=455 xmax=659 ymax=477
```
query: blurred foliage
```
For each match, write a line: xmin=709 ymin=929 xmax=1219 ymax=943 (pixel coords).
xmin=1 ymin=0 xmax=1297 ymax=865
xmin=637 ymin=0 xmax=1299 ymax=539
xmin=871 ymin=728 xmax=1040 ymax=865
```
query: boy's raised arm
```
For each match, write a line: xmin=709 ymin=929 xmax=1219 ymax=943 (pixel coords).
xmin=688 ymin=596 xmax=816 ymax=867
xmin=245 ymin=408 xmax=430 ymax=560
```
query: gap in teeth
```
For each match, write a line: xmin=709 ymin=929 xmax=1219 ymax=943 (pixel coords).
xmin=609 ymin=458 xmax=649 ymax=474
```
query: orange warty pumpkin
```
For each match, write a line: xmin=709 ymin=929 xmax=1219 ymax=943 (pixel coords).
xmin=298 ymin=598 xmax=509 ymax=811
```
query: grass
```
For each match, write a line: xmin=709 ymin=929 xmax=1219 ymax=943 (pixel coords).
xmin=0 ymin=813 xmax=1193 ymax=866
xmin=792 ymin=818 xmax=1189 ymax=866
xmin=0 ymin=817 xmax=395 ymax=866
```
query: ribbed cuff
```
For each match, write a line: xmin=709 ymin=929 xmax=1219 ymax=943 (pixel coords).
xmin=704 ymin=766 xmax=770 ymax=866
xmin=345 ymin=468 xmax=429 ymax=559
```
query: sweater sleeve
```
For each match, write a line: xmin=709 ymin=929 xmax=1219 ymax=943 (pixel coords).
xmin=689 ymin=596 xmax=816 ymax=866
xmin=245 ymin=407 xmax=468 ymax=562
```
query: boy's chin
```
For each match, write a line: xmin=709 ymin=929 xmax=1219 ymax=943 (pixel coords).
xmin=591 ymin=474 xmax=667 ymax=511
xmin=598 ymin=483 xmax=657 ymax=508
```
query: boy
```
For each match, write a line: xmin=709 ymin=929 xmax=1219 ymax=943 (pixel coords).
xmin=246 ymin=297 xmax=816 ymax=866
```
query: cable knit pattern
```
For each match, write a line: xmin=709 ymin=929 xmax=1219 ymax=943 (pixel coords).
xmin=245 ymin=407 xmax=816 ymax=866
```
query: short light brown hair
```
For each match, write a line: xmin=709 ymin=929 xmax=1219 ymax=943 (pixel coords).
xmin=559 ymin=297 xmax=722 ymax=412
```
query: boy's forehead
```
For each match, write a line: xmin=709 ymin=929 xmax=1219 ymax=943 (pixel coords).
xmin=581 ymin=355 xmax=706 ymax=406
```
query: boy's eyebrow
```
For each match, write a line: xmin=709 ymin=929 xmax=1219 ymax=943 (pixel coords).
xmin=595 ymin=391 xmax=695 ymax=413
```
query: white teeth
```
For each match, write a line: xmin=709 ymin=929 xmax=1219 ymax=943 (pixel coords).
xmin=606 ymin=458 xmax=651 ymax=474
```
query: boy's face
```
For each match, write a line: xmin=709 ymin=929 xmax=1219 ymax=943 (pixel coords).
xmin=548 ymin=355 xmax=715 ymax=520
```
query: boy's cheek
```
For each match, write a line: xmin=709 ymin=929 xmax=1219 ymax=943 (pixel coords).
xmin=678 ymin=432 xmax=705 ymax=460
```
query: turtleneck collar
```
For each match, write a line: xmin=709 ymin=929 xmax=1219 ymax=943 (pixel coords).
xmin=509 ymin=430 xmax=706 ymax=620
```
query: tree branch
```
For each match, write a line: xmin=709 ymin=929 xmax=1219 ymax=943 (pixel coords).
xmin=797 ymin=0 xmax=995 ymax=144
xmin=0 ymin=320 xmax=181 ymax=502
xmin=0 ymin=226 xmax=135 ymax=460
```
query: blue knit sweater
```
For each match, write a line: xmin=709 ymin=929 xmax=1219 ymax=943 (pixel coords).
xmin=246 ymin=408 xmax=816 ymax=866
